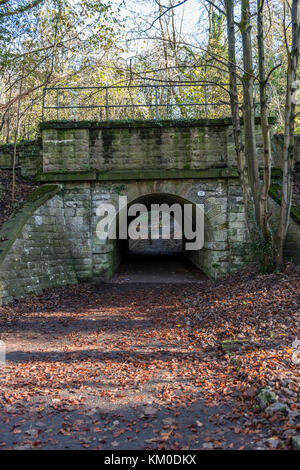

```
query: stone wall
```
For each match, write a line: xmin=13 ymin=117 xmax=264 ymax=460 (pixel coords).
xmin=41 ymin=119 xmax=276 ymax=174
xmin=43 ymin=129 xmax=89 ymax=173
xmin=0 ymin=139 xmax=42 ymax=177
xmin=60 ymin=179 xmax=253 ymax=281
xmin=1 ymin=123 xmax=299 ymax=179
xmin=272 ymin=134 xmax=300 ymax=168
xmin=52 ymin=179 xmax=300 ymax=281
xmin=269 ymin=197 xmax=300 ymax=265
xmin=1 ymin=118 xmax=299 ymax=306
xmin=227 ymin=180 xmax=254 ymax=271
xmin=284 ymin=216 xmax=300 ymax=264
xmin=62 ymin=183 xmax=93 ymax=280
xmin=0 ymin=185 xmax=77 ymax=305
xmin=0 ymin=177 xmax=252 ymax=300
xmin=1 ymin=124 xmax=299 ymax=179
xmin=1 ymin=177 xmax=299 ymax=306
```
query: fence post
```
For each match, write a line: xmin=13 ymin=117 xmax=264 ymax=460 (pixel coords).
xmin=204 ymin=85 xmax=208 ymax=119
xmin=42 ymin=88 xmax=45 ymax=121
xmin=105 ymin=87 xmax=109 ymax=120
xmin=56 ymin=88 xmax=59 ymax=120
xmin=155 ymin=86 xmax=159 ymax=120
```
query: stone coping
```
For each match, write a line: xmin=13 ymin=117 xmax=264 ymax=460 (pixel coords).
xmin=0 ymin=138 xmax=41 ymax=151
xmin=36 ymin=167 xmax=282 ymax=182
xmin=40 ymin=116 xmax=276 ymax=130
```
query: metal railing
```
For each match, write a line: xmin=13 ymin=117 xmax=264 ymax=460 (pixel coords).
xmin=42 ymin=83 xmax=270 ymax=121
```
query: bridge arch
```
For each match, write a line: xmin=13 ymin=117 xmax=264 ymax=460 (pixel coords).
xmin=91 ymin=180 xmax=228 ymax=281
xmin=112 ymin=192 xmax=204 ymax=273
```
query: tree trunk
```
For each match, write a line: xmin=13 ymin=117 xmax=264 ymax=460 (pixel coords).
xmin=240 ymin=0 xmax=261 ymax=224
xmin=225 ymin=0 xmax=255 ymax=234
xmin=257 ymin=0 xmax=272 ymax=244
xmin=225 ymin=0 xmax=274 ymax=270
xmin=274 ymin=0 xmax=300 ymax=267
xmin=12 ymin=68 xmax=24 ymax=203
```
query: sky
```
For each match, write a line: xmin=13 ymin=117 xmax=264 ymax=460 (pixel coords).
xmin=113 ymin=0 xmax=208 ymax=60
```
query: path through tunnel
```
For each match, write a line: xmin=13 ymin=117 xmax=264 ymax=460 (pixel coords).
xmin=109 ymin=193 xmax=207 ymax=283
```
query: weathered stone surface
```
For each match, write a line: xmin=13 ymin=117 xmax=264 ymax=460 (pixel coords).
xmin=265 ymin=402 xmax=291 ymax=416
xmin=269 ymin=196 xmax=300 ymax=264
xmin=0 ymin=186 xmax=77 ymax=306
xmin=267 ymin=437 xmax=282 ymax=449
xmin=39 ymin=120 xmax=293 ymax=174
xmin=1 ymin=120 xmax=300 ymax=305
xmin=291 ymin=436 xmax=300 ymax=450
xmin=42 ymin=129 xmax=89 ymax=172
xmin=0 ymin=139 xmax=42 ymax=177
xmin=257 ymin=388 xmax=278 ymax=409
xmin=1 ymin=170 xmax=300 ymax=305
xmin=273 ymin=134 xmax=300 ymax=167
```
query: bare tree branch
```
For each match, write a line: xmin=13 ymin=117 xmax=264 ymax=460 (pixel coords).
xmin=143 ymin=0 xmax=189 ymax=33
xmin=0 ymin=0 xmax=43 ymax=18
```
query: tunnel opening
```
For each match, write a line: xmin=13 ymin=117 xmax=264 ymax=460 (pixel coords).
xmin=109 ymin=193 xmax=207 ymax=283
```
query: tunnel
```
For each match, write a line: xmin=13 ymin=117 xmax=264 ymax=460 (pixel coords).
xmin=106 ymin=193 xmax=207 ymax=283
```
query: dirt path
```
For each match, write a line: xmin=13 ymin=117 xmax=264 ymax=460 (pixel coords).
xmin=0 ymin=267 xmax=299 ymax=450
xmin=112 ymin=255 xmax=207 ymax=283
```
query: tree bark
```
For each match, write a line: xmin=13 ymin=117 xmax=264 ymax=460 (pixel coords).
xmin=274 ymin=0 xmax=300 ymax=267
xmin=257 ymin=0 xmax=272 ymax=244
xmin=225 ymin=0 xmax=253 ymax=229
xmin=12 ymin=67 xmax=24 ymax=203
xmin=240 ymin=0 xmax=261 ymax=224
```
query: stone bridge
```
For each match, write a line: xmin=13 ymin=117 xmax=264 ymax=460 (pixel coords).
xmin=0 ymin=118 xmax=299 ymax=305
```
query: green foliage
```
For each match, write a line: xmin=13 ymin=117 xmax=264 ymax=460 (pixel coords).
xmin=0 ymin=0 xmax=121 ymax=142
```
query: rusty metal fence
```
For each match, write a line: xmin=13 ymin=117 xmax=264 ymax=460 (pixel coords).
xmin=42 ymin=83 xmax=269 ymax=121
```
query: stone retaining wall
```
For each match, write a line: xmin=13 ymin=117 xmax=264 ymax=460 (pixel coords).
xmin=0 ymin=118 xmax=300 ymax=306
xmin=0 ymin=185 xmax=77 ymax=305
xmin=273 ymin=134 xmax=300 ymax=168
xmin=0 ymin=178 xmax=299 ymax=306
xmin=41 ymin=120 xmax=270 ymax=173
xmin=0 ymin=124 xmax=299 ymax=178
xmin=43 ymin=178 xmax=254 ymax=281
xmin=269 ymin=197 xmax=300 ymax=265
xmin=0 ymin=139 xmax=42 ymax=177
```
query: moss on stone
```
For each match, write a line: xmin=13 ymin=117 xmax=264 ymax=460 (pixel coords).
xmin=25 ymin=184 xmax=59 ymax=202
xmin=36 ymin=168 xmax=241 ymax=182
xmin=101 ymin=130 xmax=115 ymax=161
xmin=112 ymin=184 xmax=126 ymax=194
xmin=36 ymin=170 xmax=97 ymax=182
xmin=40 ymin=116 xmax=276 ymax=131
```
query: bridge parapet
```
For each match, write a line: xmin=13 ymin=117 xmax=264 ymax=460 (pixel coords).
xmin=40 ymin=118 xmax=278 ymax=175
